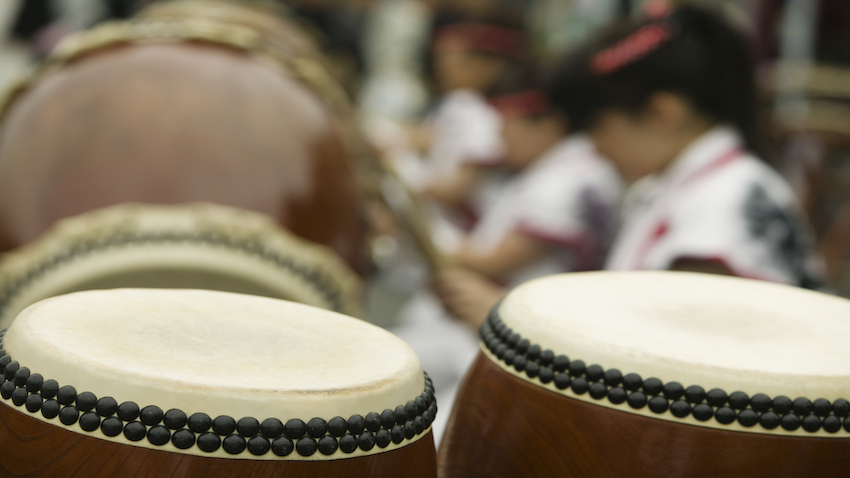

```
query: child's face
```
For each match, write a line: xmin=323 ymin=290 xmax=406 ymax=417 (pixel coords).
xmin=590 ymin=93 xmax=710 ymax=183
xmin=501 ymin=114 xmax=566 ymax=170
xmin=590 ymin=110 xmax=664 ymax=182
xmin=433 ymin=38 xmax=504 ymax=93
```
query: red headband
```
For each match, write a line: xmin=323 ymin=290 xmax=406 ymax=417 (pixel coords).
xmin=490 ymin=90 xmax=551 ymax=117
xmin=590 ymin=22 xmax=675 ymax=76
xmin=434 ymin=24 xmax=525 ymax=56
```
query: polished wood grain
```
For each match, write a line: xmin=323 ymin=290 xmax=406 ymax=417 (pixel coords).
xmin=439 ymin=352 xmax=850 ymax=477
xmin=0 ymin=404 xmax=436 ymax=477
xmin=0 ymin=41 xmax=367 ymax=273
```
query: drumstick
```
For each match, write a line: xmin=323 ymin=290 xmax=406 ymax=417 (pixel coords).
xmin=375 ymin=154 xmax=449 ymax=273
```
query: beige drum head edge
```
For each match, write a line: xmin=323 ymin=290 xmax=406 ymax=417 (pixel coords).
xmin=0 ymin=202 xmax=362 ymax=327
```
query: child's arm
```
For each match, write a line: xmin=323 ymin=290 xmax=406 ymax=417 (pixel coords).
xmin=434 ymin=267 xmax=507 ymax=330
xmin=404 ymin=123 xmax=432 ymax=154
xmin=423 ymin=164 xmax=483 ymax=209
xmin=453 ymin=232 xmax=550 ymax=282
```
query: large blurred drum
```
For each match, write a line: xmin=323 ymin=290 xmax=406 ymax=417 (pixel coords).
xmin=0 ymin=202 xmax=361 ymax=328
xmin=440 ymin=272 xmax=850 ymax=477
xmin=0 ymin=5 xmax=369 ymax=273
xmin=0 ymin=289 xmax=438 ymax=477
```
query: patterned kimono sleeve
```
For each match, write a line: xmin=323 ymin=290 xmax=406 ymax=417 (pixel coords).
xmin=657 ymin=163 xmax=824 ymax=288
xmin=513 ymin=165 xmax=621 ymax=271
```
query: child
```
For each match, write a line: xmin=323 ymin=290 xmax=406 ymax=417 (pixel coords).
xmin=393 ymin=75 xmax=621 ymax=443
xmin=424 ymin=21 xmax=523 ymax=184
xmin=386 ymin=23 xmax=528 ymax=445
xmin=550 ymin=5 xmax=824 ymax=288
xmin=396 ymin=21 xmax=525 ymax=240
xmin=435 ymin=82 xmax=623 ymax=327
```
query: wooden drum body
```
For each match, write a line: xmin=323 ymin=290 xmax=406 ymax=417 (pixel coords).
xmin=0 ymin=289 xmax=439 ymax=477
xmin=0 ymin=406 xmax=436 ymax=478
xmin=439 ymin=272 xmax=850 ymax=477
xmin=0 ymin=10 xmax=367 ymax=274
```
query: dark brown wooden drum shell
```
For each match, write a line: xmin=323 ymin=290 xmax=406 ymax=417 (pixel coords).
xmin=439 ymin=352 xmax=850 ymax=478
xmin=0 ymin=39 xmax=367 ymax=273
xmin=0 ymin=403 xmax=437 ymax=478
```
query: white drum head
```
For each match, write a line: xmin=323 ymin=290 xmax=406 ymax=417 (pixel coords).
xmin=0 ymin=289 xmax=435 ymax=459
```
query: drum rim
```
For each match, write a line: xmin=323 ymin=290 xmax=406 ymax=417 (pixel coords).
xmin=0 ymin=14 xmax=349 ymax=126
xmin=0 ymin=325 xmax=437 ymax=460
xmin=0 ymin=11 xmax=386 ymax=200
xmin=480 ymin=303 xmax=850 ymax=438
xmin=0 ymin=202 xmax=363 ymax=325
xmin=0 ymin=11 xmax=378 ymax=201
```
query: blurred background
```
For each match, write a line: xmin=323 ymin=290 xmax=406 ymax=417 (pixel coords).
xmin=2 ymin=0 xmax=848 ymax=300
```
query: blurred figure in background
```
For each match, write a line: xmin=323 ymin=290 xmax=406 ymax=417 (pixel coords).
xmin=551 ymin=4 xmax=824 ymax=288
xmin=404 ymin=19 xmax=524 ymax=231
xmin=435 ymin=74 xmax=623 ymax=328
xmin=387 ymin=17 xmax=527 ymax=445
xmin=392 ymin=59 xmax=623 ymax=444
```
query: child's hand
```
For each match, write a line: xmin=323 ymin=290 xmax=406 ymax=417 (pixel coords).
xmin=405 ymin=123 xmax=432 ymax=154
xmin=433 ymin=267 xmax=506 ymax=330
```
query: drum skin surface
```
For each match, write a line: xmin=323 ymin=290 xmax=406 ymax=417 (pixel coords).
xmin=439 ymin=352 xmax=850 ymax=478
xmin=0 ymin=290 xmax=438 ymax=476
xmin=0 ymin=404 xmax=437 ymax=478
xmin=0 ymin=41 xmax=366 ymax=273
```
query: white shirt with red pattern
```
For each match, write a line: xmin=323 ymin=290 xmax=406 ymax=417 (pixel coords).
xmin=396 ymin=89 xmax=503 ymax=192
xmin=605 ymin=126 xmax=824 ymax=288
xmin=468 ymin=134 xmax=623 ymax=286
xmin=425 ymin=89 xmax=504 ymax=175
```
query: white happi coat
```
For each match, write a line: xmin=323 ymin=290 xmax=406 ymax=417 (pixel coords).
xmin=395 ymin=88 xmax=503 ymax=193
xmin=425 ymin=89 xmax=503 ymax=176
xmin=394 ymin=89 xmax=506 ymax=251
xmin=605 ymin=126 xmax=823 ymax=288
xmin=469 ymin=134 xmax=623 ymax=286
xmin=391 ymin=134 xmax=620 ymax=445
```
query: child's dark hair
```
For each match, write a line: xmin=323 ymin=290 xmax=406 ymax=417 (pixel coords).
xmin=549 ymin=6 xmax=762 ymax=155
xmin=489 ymin=66 xmax=559 ymax=120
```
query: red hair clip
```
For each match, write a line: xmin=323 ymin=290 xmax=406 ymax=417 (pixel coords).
xmin=590 ymin=22 xmax=676 ymax=76
xmin=490 ymin=90 xmax=550 ymax=117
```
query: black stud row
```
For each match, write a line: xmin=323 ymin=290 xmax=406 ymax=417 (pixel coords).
xmin=481 ymin=308 xmax=850 ymax=434
xmin=0 ymin=231 xmax=344 ymax=317
xmin=0 ymin=330 xmax=436 ymax=456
